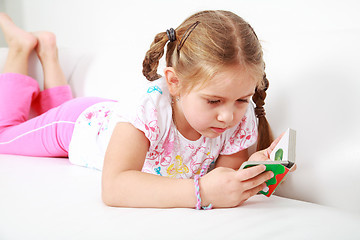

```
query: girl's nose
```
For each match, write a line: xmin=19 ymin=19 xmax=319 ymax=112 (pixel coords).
xmin=217 ymin=107 xmax=234 ymax=124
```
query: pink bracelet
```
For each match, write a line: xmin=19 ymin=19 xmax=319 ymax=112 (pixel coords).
xmin=194 ymin=175 xmax=213 ymax=210
xmin=194 ymin=161 xmax=213 ymax=210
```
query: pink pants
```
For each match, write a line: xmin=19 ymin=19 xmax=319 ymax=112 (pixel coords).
xmin=0 ymin=73 xmax=108 ymax=157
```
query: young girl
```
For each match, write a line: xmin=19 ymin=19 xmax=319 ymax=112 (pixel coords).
xmin=0 ymin=10 xmax=280 ymax=209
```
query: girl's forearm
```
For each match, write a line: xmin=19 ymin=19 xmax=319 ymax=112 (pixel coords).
xmin=102 ymin=170 xmax=197 ymax=208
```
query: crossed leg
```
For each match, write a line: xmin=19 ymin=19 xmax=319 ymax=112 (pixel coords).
xmin=31 ymin=32 xmax=73 ymax=115
xmin=0 ymin=13 xmax=67 ymax=88
xmin=0 ymin=13 xmax=108 ymax=157
xmin=33 ymin=31 xmax=67 ymax=89
xmin=0 ymin=13 xmax=73 ymax=157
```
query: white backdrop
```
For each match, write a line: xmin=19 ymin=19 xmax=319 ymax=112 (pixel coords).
xmin=1 ymin=0 xmax=360 ymax=213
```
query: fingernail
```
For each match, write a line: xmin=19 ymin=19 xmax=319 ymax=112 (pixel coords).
xmin=269 ymin=172 xmax=274 ymax=178
xmin=262 ymin=186 xmax=269 ymax=192
xmin=260 ymin=164 xmax=266 ymax=171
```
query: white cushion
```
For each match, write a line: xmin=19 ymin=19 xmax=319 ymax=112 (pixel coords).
xmin=1 ymin=154 xmax=359 ymax=240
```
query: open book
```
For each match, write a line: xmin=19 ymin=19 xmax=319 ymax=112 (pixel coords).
xmin=239 ymin=128 xmax=296 ymax=197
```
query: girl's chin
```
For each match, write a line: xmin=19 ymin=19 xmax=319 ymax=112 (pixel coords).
xmin=200 ymin=129 xmax=223 ymax=138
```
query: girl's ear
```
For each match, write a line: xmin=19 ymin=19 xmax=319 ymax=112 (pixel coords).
xmin=164 ymin=67 xmax=180 ymax=96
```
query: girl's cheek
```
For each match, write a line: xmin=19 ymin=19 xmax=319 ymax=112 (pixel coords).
xmin=235 ymin=108 xmax=247 ymax=122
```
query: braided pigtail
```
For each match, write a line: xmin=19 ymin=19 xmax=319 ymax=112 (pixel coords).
xmin=252 ymin=73 xmax=274 ymax=151
xmin=142 ymin=32 xmax=172 ymax=81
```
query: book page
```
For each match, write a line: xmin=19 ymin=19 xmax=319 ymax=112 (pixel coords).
xmin=270 ymin=128 xmax=296 ymax=163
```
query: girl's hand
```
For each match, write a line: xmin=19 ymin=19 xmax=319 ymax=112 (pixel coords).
xmin=200 ymin=165 xmax=274 ymax=208
xmin=248 ymin=132 xmax=285 ymax=162
xmin=248 ymin=132 xmax=297 ymax=173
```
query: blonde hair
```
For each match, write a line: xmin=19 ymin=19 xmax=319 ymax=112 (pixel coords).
xmin=143 ymin=10 xmax=273 ymax=150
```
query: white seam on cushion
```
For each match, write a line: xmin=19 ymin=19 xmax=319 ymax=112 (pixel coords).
xmin=0 ymin=121 xmax=76 ymax=145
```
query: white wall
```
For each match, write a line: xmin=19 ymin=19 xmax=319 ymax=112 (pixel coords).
xmin=0 ymin=0 xmax=5 ymax=45
xmin=1 ymin=0 xmax=360 ymax=212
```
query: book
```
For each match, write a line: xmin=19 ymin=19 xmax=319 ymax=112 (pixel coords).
xmin=239 ymin=128 xmax=296 ymax=197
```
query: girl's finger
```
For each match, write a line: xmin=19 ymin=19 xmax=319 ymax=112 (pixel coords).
xmin=237 ymin=183 xmax=267 ymax=207
xmin=237 ymin=164 xmax=266 ymax=181
xmin=242 ymin=171 xmax=273 ymax=190
xmin=265 ymin=131 xmax=285 ymax=156
xmin=245 ymin=182 xmax=268 ymax=198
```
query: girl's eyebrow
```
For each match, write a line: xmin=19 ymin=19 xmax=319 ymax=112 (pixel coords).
xmin=239 ymin=92 xmax=255 ymax=99
xmin=202 ymin=92 xmax=255 ymax=99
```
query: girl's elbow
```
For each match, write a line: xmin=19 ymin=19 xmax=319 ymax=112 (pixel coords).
xmin=101 ymin=178 xmax=132 ymax=207
xmin=101 ymin=181 xmax=121 ymax=207
xmin=101 ymin=189 xmax=115 ymax=207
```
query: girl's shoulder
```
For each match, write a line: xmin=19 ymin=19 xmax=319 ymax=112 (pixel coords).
xmin=112 ymin=77 xmax=173 ymax=144
xmin=143 ymin=77 xmax=171 ymax=104
xmin=134 ymin=77 xmax=171 ymax=118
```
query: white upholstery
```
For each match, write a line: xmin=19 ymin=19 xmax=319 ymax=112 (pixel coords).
xmin=1 ymin=154 xmax=360 ymax=240
xmin=1 ymin=1 xmax=360 ymax=238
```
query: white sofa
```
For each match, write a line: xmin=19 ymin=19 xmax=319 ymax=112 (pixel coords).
xmin=1 ymin=44 xmax=360 ymax=240
xmin=1 ymin=1 xmax=360 ymax=239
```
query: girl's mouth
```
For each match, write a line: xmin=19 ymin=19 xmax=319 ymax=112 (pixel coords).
xmin=211 ymin=127 xmax=227 ymax=133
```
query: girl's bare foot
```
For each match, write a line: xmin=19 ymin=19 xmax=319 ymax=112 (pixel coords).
xmin=0 ymin=13 xmax=37 ymax=54
xmin=0 ymin=13 xmax=37 ymax=74
xmin=33 ymin=31 xmax=58 ymax=62
xmin=33 ymin=31 xmax=67 ymax=89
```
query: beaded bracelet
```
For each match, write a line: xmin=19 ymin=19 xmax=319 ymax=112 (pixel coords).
xmin=194 ymin=175 xmax=213 ymax=210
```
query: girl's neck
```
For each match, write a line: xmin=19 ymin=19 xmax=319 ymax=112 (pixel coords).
xmin=171 ymin=101 xmax=201 ymax=141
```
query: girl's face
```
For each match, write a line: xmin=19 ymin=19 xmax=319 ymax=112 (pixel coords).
xmin=173 ymin=65 xmax=257 ymax=140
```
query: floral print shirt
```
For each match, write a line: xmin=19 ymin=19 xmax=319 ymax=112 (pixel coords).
xmin=69 ymin=78 xmax=257 ymax=178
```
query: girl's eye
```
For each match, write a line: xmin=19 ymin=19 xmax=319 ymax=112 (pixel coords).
xmin=207 ymin=99 xmax=221 ymax=104
xmin=237 ymin=99 xmax=249 ymax=103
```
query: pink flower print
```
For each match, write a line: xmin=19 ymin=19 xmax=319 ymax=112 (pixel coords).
xmin=240 ymin=131 xmax=246 ymax=139
xmin=242 ymin=115 xmax=247 ymax=122
xmin=163 ymin=140 xmax=174 ymax=156
xmin=159 ymin=156 xmax=171 ymax=167
xmin=147 ymin=151 xmax=159 ymax=161
xmin=85 ymin=112 xmax=93 ymax=120
xmin=144 ymin=120 xmax=160 ymax=141
xmin=190 ymin=155 xmax=214 ymax=175
xmin=186 ymin=144 xmax=206 ymax=155
xmin=85 ymin=111 xmax=95 ymax=120
xmin=162 ymin=131 xmax=176 ymax=157
xmin=190 ymin=160 xmax=201 ymax=175
xmin=146 ymin=146 xmax=171 ymax=167
xmin=134 ymin=106 xmax=160 ymax=141
xmin=223 ymin=118 xmax=257 ymax=154
xmin=147 ymin=145 xmax=162 ymax=160
xmin=228 ymin=128 xmax=247 ymax=151
xmin=82 ymin=111 xmax=99 ymax=126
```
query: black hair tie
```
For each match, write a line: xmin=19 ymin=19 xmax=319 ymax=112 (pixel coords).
xmin=166 ymin=28 xmax=176 ymax=42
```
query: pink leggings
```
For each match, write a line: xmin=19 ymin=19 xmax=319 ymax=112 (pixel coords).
xmin=0 ymin=73 xmax=108 ymax=157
